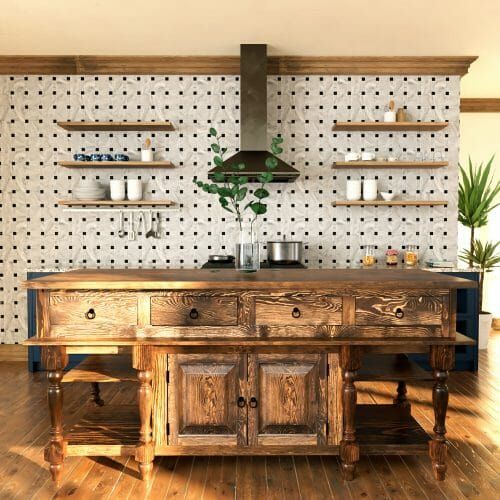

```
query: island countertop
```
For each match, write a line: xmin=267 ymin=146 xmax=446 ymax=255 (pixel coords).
xmin=23 ymin=267 xmax=476 ymax=290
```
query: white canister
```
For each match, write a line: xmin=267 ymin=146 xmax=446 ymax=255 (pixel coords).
xmin=363 ymin=179 xmax=378 ymax=201
xmin=127 ymin=179 xmax=143 ymax=201
xmin=346 ymin=180 xmax=362 ymax=201
xmin=110 ymin=180 xmax=126 ymax=201
xmin=383 ymin=111 xmax=396 ymax=123
xmin=141 ymin=149 xmax=154 ymax=162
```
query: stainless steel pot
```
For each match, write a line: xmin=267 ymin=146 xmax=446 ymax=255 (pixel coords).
xmin=267 ymin=237 xmax=303 ymax=264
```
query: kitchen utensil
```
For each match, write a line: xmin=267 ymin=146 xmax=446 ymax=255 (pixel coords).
xmin=384 ymin=100 xmax=396 ymax=122
xmin=118 ymin=210 xmax=126 ymax=238
xmin=267 ymin=236 xmax=303 ymax=264
xmin=154 ymin=212 xmax=161 ymax=238
xmin=396 ymin=108 xmax=406 ymax=122
xmin=363 ymin=179 xmax=378 ymax=201
xmin=127 ymin=179 xmax=143 ymax=201
xmin=145 ymin=211 xmax=155 ymax=238
xmin=141 ymin=138 xmax=153 ymax=161
xmin=209 ymin=255 xmax=235 ymax=263
xmin=346 ymin=180 xmax=362 ymax=201
xmin=128 ymin=212 xmax=136 ymax=241
xmin=380 ymin=191 xmax=396 ymax=201
xmin=110 ymin=180 xmax=126 ymax=201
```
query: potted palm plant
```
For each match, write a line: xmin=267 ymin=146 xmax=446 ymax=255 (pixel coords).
xmin=458 ymin=155 xmax=500 ymax=348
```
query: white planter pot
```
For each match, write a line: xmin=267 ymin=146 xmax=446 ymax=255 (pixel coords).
xmin=478 ymin=312 xmax=492 ymax=350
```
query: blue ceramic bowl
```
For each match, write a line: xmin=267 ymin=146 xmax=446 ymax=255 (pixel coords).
xmin=90 ymin=153 xmax=102 ymax=161
xmin=101 ymin=154 xmax=114 ymax=161
xmin=73 ymin=153 xmax=90 ymax=161
xmin=114 ymin=154 xmax=129 ymax=161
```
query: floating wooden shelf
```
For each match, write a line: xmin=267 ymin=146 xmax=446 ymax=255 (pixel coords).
xmin=357 ymin=405 xmax=430 ymax=455
xmin=332 ymin=122 xmax=448 ymax=132
xmin=59 ymin=200 xmax=176 ymax=207
xmin=58 ymin=160 xmax=174 ymax=168
xmin=57 ymin=121 xmax=174 ymax=131
xmin=63 ymin=355 xmax=135 ymax=383
xmin=357 ymin=354 xmax=433 ymax=382
xmin=66 ymin=405 xmax=139 ymax=457
xmin=332 ymin=200 xmax=448 ymax=207
xmin=333 ymin=161 xmax=448 ymax=169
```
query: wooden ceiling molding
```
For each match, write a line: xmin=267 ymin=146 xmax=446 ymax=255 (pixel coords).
xmin=0 ymin=55 xmax=477 ymax=76
xmin=460 ymin=98 xmax=500 ymax=113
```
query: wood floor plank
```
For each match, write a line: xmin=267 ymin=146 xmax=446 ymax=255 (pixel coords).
xmin=381 ymin=456 xmax=428 ymax=500
xmin=321 ymin=456 xmax=352 ymax=500
xmin=164 ymin=456 xmax=194 ymax=499
xmin=277 ymin=456 xmax=301 ymax=500
xmin=146 ymin=457 xmax=177 ymax=500
xmin=202 ymin=456 xmax=234 ymax=500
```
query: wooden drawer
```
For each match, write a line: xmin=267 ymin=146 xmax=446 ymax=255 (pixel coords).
xmin=356 ymin=292 xmax=444 ymax=326
xmin=255 ymin=294 xmax=342 ymax=326
xmin=150 ymin=294 xmax=238 ymax=326
xmin=49 ymin=292 xmax=138 ymax=325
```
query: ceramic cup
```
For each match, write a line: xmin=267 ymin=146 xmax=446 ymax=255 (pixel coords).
xmin=345 ymin=152 xmax=360 ymax=162
xmin=141 ymin=149 xmax=154 ymax=162
xmin=383 ymin=111 xmax=396 ymax=123
xmin=110 ymin=180 xmax=126 ymax=201
xmin=90 ymin=153 xmax=102 ymax=161
xmin=346 ymin=180 xmax=362 ymax=201
xmin=361 ymin=152 xmax=376 ymax=161
xmin=363 ymin=179 xmax=378 ymax=201
xmin=101 ymin=154 xmax=114 ymax=161
xmin=114 ymin=153 xmax=129 ymax=161
xmin=127 ymin=179 xmax=143 ymax=201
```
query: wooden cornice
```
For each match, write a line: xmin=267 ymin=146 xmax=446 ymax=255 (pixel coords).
xmin=460 ymin=98 xmax=500 ymax=113
xmin=0 ymin=55 xmax=477 ymax=76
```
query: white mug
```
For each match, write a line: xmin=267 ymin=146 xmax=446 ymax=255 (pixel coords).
xmin=384 ymin=111 xmax=396 ymax=123
xmin=127 ymin=179 xmax=143 ymax=201
xmin=345 ymin=152 xmax=360 ymax=162
xmin=361 ymin=152 xmax=375 ymax=161
xmin=363 ymin=179 xmax=378 ymax=201
xmin=141 ymin=149 xmax=154 ymax=162
xmin=110 ymin=180 xmax=126 ymax=201
xmin=346 ymin=180 xmax=362 ymax=201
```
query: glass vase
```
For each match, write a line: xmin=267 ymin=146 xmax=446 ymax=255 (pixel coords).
xmin=235 ymin=219 xmax=260 ymax=272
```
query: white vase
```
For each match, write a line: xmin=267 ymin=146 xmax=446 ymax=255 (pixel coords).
xmin=346 ymin=180 xmax=362 ymax=201
xmin=478 ymin=312 xmax=492 ymax=350
xmin=141 ymin=149 xmax=154 ymax=162
xmin=109 ymin=180 xmax=126 ymax=201
xmin=363 ymin=179 xmax=378 ymax=201
xmin=127 ymin=179 xmax=143 ymax=201
xmin=384 ymin=111 xmax=396 ymax=122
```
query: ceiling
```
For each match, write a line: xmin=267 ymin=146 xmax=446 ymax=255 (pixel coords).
xmin=0 ymin=0 xmax=498 ymax=95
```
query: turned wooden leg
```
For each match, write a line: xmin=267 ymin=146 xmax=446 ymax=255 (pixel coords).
xmin=90 ymin=382 xmax=105 ymax=406
xmin=429 ymin=345 xmax=454 ymax=481
xmin=339 ymin=346 xmax=362 ymax=481
xmin=134 ymin=346 xmax=154 ymax=481
xmin=41 ymin=346 xmax=68 ymax=485
xmin=393 ymin=381 xmax=410 ymax=410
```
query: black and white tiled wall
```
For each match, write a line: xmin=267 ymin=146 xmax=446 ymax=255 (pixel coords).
xmin=0 ymin=74 xmax=459 ymax=342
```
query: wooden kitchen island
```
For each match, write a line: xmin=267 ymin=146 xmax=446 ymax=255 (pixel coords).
xmin=24 ymin=268 xmax=476 ymax=484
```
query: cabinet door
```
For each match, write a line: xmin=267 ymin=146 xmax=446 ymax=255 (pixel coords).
xmin=248 ymin=354 xmax=328 ymax=446
xmin=167 ymin=354 xmax=246 ymax=446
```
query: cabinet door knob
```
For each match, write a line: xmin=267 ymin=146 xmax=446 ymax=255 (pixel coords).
xmin=237 ymin=396 xmax=246 ymax=408
xmin=395 ymin=308 xmax=404 ymax=319
xmin=85 ymin=308 xmax=96 ymax=320
xmin=249 ymin=397 xmax=258 ymax=408
xmin=189 ymin=308 xmax=199 ymax=319
xmin=292 ymin=307 xmax=301 ymax=318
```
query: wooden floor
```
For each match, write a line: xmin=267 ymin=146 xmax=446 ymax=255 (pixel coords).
xmin=1 ymin=334 xmax=499 ymax=499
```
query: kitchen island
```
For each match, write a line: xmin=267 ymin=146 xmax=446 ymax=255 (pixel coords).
xmin=24 ymin=268 xmax=475 ymax=484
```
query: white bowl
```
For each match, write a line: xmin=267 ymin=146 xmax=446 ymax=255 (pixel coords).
xmin=380 ymin=191 xmax=396 ymax=201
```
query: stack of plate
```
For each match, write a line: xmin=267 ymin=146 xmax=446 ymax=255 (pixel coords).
xmin=73 ymin=179 xmax=106 ymax=200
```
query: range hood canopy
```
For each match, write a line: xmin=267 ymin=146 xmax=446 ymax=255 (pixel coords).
xmin=209 ymin=44 xmax=299 ymax=183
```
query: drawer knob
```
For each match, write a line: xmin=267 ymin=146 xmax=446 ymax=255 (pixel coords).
xmin=249 ymin=397 xmax=258 ymax=408
xmin=395 ymin=308 xmax=404 ymax=319
xmin=292 ymin=307 xmax=301 ymax=318
xmin=237 ymin=396 xmax=246 ymax=408
xmin=189 ymin=308 xmax=199 ymax=319
xmin=85 ymin=308 xmax=96 ymax=320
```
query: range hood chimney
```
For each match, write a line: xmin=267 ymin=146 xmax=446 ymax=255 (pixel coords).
xmin=209 ymin=44 xmax=299 ymax=183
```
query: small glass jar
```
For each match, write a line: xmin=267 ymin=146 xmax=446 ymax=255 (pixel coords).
xmin=362 ymin=245 xmax=376 ymax=267
xmin=405 ymin=245 xmax=418 ymax=267
xmin=386 ymin=249 xmax=399 ymax=266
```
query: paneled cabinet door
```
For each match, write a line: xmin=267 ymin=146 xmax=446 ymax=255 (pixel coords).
xmin=248 ymin=354 xmax=328 ymax=446
xmin=167 ymin=354 xmax=246 ymax=446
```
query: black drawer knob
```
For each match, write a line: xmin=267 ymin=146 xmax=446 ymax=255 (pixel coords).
xmin=237 ymin=396 xmax=246 ymax=408
xmin=292 ymin=307 xmax=301 ymax=318
xmin=189 ymin=308 xmax=199 ymax=319
xmin=249 ymin=397 xmax=258 ymax=408
xmin=395 ymin=308 xmax=404 ymax=319
xmin=85 ymin=308 xmax=96 ymax=320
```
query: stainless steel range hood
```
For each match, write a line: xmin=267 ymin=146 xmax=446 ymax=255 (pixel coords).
xmin=209 ymin=44 xmax=299 ymax=183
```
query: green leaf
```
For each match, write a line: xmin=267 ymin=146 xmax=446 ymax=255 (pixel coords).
xmin=258 ymin=172 xmax=273 ymax=183
xmin=272 ymin=136 xmax=284 ymax=144
xmin=214 ymin=156 xmax=223 ymax=167
xmin=271 ymin=143 xmax=283 ymax=155
xmin=254 ymin=188 xmax=269 ymax=199
xmin=236 ymin=163 xmax=246 ymax=171
xmin=219 ymin=197 xmax=229 ymax=207
xmin=196 ymin=181 xmax=204 ymax=188
xmin=209 ymin=127 xmax=217 ymax=137
xmin=237 ymin=176 xmax=249 ymax=185
xmin=217 ymin=186 xmax=232 ymax=197
xmin=208 ymin=184 xmax=219 ymax=194
xmin=211 ymin=143 xmax=220 ymax=153
xmin=250 ymin=203 xmax=267 ymax=215
xmin=235 ymin=187 xmax=248 ymax=201
xmin=213 ymin=171 xmax=225 ymax=183
xmin=265 ymin=156 xmax=278 ymax=170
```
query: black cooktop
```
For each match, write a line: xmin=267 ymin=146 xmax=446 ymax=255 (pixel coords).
xmin=201 ymin=261 xmax=306 ymax=269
